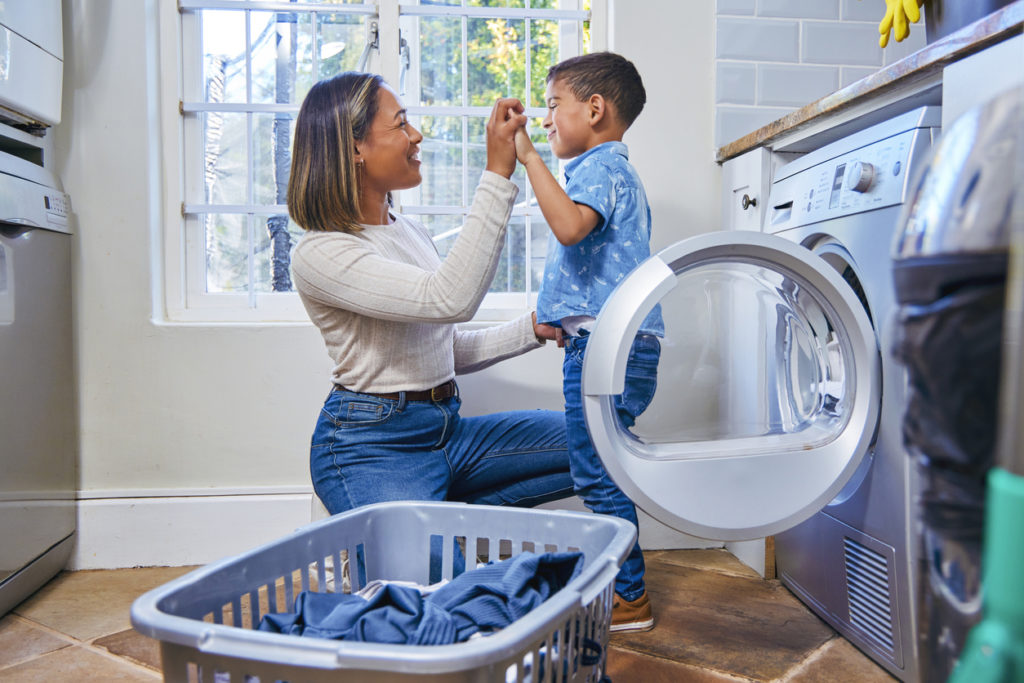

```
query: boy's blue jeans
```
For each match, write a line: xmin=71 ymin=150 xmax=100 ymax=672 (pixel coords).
xmin=563 ymin=332 xmax=661 ymax=602
xmin=310 ymin=390 xmax=574 ymax=515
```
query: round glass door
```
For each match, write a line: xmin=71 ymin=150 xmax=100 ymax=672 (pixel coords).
xmin=582 ymin=231 xmax=880 ymax=540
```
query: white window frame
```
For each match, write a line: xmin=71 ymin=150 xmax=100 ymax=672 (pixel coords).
xmin=162 ymin=0 xmax=605 ymax=323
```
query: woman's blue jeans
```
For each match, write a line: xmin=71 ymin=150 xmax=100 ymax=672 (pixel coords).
xmin=310 ymin=389 xmax=574 ymax=515
xmin=563 ymin=332 xmax=661 ymax=602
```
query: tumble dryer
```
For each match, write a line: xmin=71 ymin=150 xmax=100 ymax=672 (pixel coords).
xmin=581 ymin=107 xmax=940 ymax=681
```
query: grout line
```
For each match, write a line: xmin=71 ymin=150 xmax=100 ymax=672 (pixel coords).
xmin=3 ymin=613 xmax=161 ymax=678
xmin=775 ymin=636 xmax=839 ymax=682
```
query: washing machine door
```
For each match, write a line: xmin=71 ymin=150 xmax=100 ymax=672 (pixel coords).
xmin=582 ymin=230 xmax=880 ymax=541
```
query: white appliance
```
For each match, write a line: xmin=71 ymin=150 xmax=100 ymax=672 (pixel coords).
xmin=581 ymin=108 xmax=940 ymax=681
xmin=0 ymin=0 xmax=63 ymax=131
xmin=0 ymin=0 xmax=72 ymax=617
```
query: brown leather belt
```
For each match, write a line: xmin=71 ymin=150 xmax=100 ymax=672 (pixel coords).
xmin=334 ymin=379 xmax=457 ymax=402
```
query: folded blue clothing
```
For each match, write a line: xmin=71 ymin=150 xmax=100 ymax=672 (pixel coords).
xmin=258 ymin=551 xmax=584 ymax=645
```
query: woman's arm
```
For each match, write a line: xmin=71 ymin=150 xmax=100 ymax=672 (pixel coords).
xmin=452 ymin=313 xmax=541 ymax=375
xmin=452 ymin=312 xmax=564 ymax=375
xmin=292 ymin=172 xmax=515 ymax=323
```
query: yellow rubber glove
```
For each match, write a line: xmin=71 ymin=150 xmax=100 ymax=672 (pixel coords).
xmin=879 ymin=0 xmax=924 ymax=47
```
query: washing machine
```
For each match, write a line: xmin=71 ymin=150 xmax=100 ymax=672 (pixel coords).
xmin=582 ymin=106 xmax=941 ymax=682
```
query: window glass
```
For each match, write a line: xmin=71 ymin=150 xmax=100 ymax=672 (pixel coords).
xmin=178 ymin=1 xmax=592 ymax=318
xmin=203 ymin=112 xmax=247 ymax=205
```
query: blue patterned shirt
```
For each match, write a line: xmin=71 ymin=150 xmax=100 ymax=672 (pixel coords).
xmin=536 ymin=141 xmax=664 ymax=336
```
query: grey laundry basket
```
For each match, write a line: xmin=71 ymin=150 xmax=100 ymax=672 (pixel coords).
xmin=131 ymin=501 xmax=636 ymax=682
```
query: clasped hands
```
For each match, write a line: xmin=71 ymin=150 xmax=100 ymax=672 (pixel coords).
xmin=484 ymin=98 xmax=530 ymax=179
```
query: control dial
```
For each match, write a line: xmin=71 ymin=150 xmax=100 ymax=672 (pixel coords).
xmin=845 ymin=161 xmax=875 ymax=193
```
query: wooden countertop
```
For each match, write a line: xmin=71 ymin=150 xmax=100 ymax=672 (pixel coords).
xmin=716 ymin=1 xmax=1024 ymax=163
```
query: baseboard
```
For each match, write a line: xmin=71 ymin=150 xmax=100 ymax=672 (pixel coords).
xmin=72 ymin=488 xmax=719 ymax=570
xmin=725 ymin=537 xmax=771 ymax=578
xmin=71 ymin=488 xmax=316 ymax=570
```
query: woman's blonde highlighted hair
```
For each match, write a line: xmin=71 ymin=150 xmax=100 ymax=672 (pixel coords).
xmin=287 ymin=72 xmax=384 ymax=233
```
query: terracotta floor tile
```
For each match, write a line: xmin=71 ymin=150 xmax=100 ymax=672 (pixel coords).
xmin=95 ymin=628 xmax=162 ymax=671
xmin=785 ymin=637 xmax=898 ymax=682
xmin=13 ymin=566 xmax=196 ymax=641
xmin=2 ymin=550 xmax=898 ymax=681
xmin=611 ymin=555 xmax=835 ymax=681
xmin=0 ymin=615 xmax=71 ymax=669
xmin=0 ymin=644 xmax=159 ymax=682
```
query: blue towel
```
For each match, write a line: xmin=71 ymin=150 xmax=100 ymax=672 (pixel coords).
xmin=258 ymin=551 xmax=583 ymax=645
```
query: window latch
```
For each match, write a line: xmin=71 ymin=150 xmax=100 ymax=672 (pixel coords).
xmin=357 ymin=20 xmax=379 ymax=72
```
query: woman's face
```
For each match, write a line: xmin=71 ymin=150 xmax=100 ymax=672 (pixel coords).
xmin=356 ymin=85 xmax=423 ymax=196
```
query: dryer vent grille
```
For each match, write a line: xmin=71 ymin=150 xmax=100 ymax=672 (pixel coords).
xmin=844 ymin=537 xmax=895 ymax=656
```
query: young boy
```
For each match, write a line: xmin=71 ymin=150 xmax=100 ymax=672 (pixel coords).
xmin=515 ymin=51 xmax=663 ymax=632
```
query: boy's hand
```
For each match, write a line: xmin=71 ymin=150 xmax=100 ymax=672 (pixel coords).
xmin=515 ymin=127 xmax=540 ymax=166
xmin=485 ymin=98 xmax=527 ymax=179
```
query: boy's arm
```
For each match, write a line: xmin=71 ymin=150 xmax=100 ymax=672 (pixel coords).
xmin=516 ymin=129 xmax=600 ymax=246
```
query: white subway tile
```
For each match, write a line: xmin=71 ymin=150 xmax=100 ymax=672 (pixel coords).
xmin=882 ymin=27 xmax=928 ymax=65
xmin=717 ymin=18 xmax=800 ymax=61
xmin=718 ymin=0 xmax=757 ymax=15
xmin=758 ymin=0 xmax=839 ymax=20
xmin=841 ymin=0 xmax=879 ymax=22
xmin=758 ymin=65 xmax=839 ymax=105
xmin=802 ymin=21 xmax=883 ymax=65
xmin=840 ymin=66 xmax=879 ymax=88
xmin=717 ymin=63 xmax=758 ymax=104
xmin=716 ymin=106 xmax=794 ymax=146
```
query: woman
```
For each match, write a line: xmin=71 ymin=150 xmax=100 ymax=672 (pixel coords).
xmin=288 ymin=72 xmax=573 ymax=515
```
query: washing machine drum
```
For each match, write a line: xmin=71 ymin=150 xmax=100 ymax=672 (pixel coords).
xmin=581 ymin=231 xmax=881 ymax=541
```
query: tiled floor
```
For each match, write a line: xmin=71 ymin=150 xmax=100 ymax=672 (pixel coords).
xmin=0 ymin=549 xmax=895 ymax=682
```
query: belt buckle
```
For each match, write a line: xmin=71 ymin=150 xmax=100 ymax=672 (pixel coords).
xmin=430 ymin=381 xmax=450 ymax=402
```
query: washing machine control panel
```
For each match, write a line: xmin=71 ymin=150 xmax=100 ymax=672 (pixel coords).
xmin=845 ymin=161 xmax=875 ymax=193
xmin=769 ymin=128 xmax=922 ymax=232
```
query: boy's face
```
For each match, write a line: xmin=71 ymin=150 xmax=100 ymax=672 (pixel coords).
xmin=543 ymin=78 xmax=592 ymax=160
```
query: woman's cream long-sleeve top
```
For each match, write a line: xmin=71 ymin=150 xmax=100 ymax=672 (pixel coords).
xmin=291 ymin=171 xmax=543 ymax=393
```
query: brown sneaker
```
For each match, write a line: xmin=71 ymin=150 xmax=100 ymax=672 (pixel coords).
xmin=610 ymin=590 xmax=654 ymax=632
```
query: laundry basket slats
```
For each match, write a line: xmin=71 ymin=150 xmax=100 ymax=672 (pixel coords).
xmin=132 ymin=501 xmax=634 ymax=682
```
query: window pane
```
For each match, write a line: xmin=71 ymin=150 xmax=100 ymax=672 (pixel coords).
xmin=489 ymin=216 xmax=527 ymax=294
xmin=316 ymin=13 xmax=368 ymax=81
xmin=412 ymin=15 xmax=463 ymax=106
xmin=530 ymin=216 xmax=550 ymax=292
xmin=204 ymin=112 xmax=248 ymax=205
xmin=250 ymin=11 xmax=308 ymax=105
xmin=467 ymin=18 xmax=526 ymax=105
xmin=201 ymin=10 xmax=247 ymax=104
xmin=253 ymin=112 xmax=293 ymax=206
xmin=528 ymin=19 xmax=560 ymax=107
xmin=468 ymin=0 xmax=526 ymax=7
xmin=411 ymin=115 xmax=464 ymax=207
xmin=466 ymin=117 xmax=485 ymax=200
xmin=256 ymin=215 xmax=303 ymax=292
xmin=205 ymin=213 xmax=249 ymax=293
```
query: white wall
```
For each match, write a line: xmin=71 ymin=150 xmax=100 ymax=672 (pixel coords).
xmin=56 ymin=0 xmax=720 ymax=568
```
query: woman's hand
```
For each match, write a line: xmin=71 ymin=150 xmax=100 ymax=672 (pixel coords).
xmin=532 ymin=311 xmax=564 ymax=347
xmin=486 ymin=98 xmax=527 ymax=179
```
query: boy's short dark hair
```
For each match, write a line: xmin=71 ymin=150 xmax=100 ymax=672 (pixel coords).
xmin=547 ymin=52 xmax=646 ymax=128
